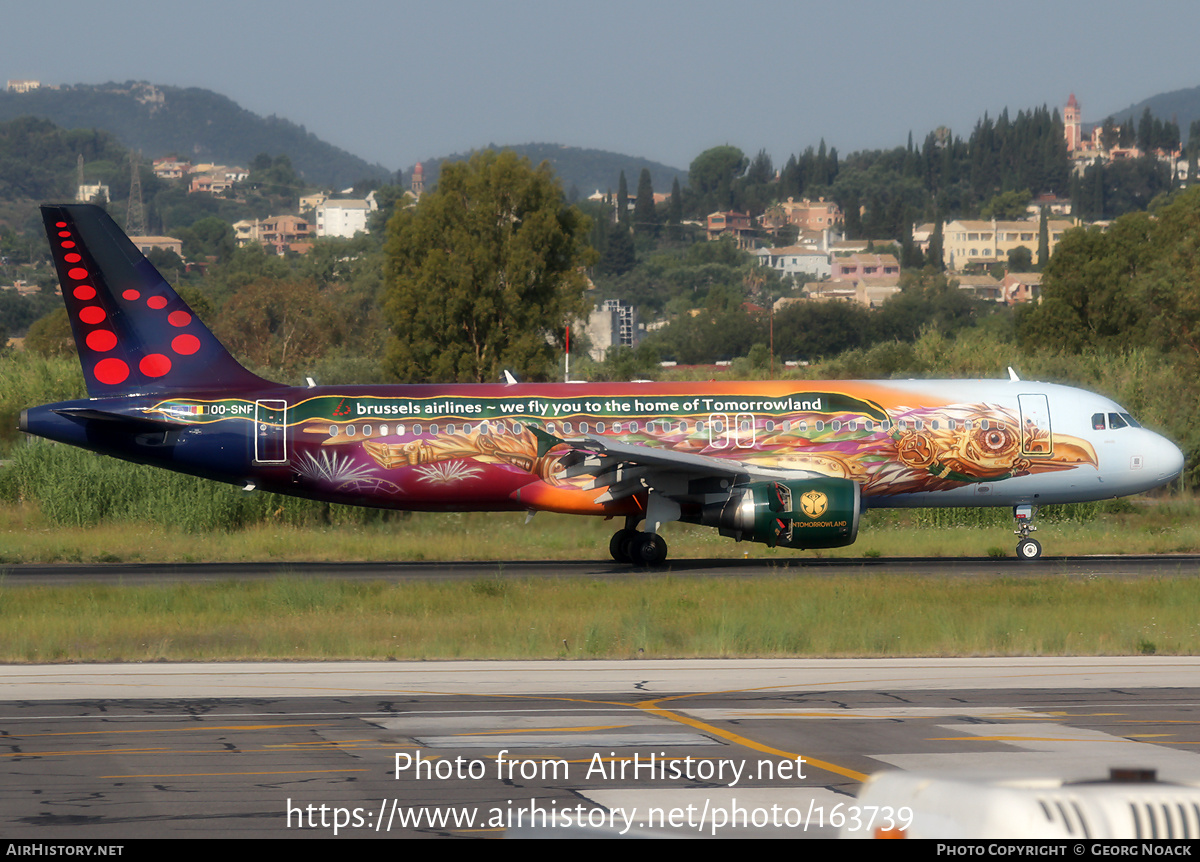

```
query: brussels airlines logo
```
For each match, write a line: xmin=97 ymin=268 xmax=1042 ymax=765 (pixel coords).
xmin=800 ymin=490 xmax=828 ymax=518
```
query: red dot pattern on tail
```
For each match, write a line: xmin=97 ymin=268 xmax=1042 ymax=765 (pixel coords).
xmin=55 ymin=219 xmax=203 ymax=389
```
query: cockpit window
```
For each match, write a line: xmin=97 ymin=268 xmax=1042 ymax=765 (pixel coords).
xmin=1092 ymin=413 xmax=1106 ymax=430
xmin=1120 ymin=412 xmax=1141 ymax=428
xmin=1108 ymin=413 xmax=1127 ymax=430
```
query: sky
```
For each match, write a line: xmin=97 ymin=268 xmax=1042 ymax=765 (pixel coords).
xmin=6 ymin=0 xmax=1200 ymax=174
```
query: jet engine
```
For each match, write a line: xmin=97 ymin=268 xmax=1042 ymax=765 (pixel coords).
xmin=699 ymin=477 xmax=861 ymax=549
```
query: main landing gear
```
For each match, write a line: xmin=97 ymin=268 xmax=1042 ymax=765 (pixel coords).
xmin=1013 ymin=504 xmax=1041 ymax=560
xmin=609 ymin=520 xmax=669 ymax=567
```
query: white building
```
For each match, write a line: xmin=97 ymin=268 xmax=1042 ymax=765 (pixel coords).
xmin=754 ymin=246 xmax=832 ymax=280
xmin=76 ymin=184 xmax=110 ymax=203
xmin=314 ymin=198 xmax=376 ymax=238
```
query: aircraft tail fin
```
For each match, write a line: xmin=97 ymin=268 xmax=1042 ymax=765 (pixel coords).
xmin=41 ymin=203 xmax=271 ymax=397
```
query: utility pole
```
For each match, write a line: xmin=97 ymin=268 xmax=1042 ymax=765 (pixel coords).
xmin=126 ymin=151 xmax=147 ymax=236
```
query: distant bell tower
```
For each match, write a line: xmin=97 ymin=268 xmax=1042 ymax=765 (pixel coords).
xmin=1064 ymin=93 xmax=1082 ymax=151
xmin=411 ymin=162 xmax=424 ymax=198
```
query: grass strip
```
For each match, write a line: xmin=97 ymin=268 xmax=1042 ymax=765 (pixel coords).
xmin=0 ymin=574 xmax=1194 ymax=663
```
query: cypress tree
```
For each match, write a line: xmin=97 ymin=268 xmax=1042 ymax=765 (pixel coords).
xmin=633 ymin=169 xmax=658 ymax=236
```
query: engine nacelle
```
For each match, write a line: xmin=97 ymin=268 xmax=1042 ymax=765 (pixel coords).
xmin=700 ymin=477 xmax=861 ymax=549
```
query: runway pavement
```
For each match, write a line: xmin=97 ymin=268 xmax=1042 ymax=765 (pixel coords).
xmin=4 ymin=658 xmax=1200 ymax=839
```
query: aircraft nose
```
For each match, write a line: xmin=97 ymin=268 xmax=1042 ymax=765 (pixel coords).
xmin=1150 ymin=434 xmax=1185 ymax=483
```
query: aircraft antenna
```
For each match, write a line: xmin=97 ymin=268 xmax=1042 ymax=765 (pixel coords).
xmin=125 ymin=151 xmax=147 ymax=236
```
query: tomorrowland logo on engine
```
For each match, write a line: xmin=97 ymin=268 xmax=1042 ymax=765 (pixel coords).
xmin=800 ymin=490 xmax=829 ymax=518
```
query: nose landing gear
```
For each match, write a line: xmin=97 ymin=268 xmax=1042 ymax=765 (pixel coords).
xmin=1014 ymin=504 xmax=1041 ymax=560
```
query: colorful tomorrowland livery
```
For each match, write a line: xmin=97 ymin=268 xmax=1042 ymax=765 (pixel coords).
xmin=21 ymin=205 xmax=1185 ymax=565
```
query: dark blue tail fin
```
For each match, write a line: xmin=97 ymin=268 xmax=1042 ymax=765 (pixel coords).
xmin=42 ymin=203 xmax=272 ymax=397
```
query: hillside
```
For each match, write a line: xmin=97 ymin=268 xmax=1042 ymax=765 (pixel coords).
xmin=1099 ymin=84 xmax=1200 ymax=142
xmin=0 ymin=82 xmax=391 ymax=188
xmin=410 ymin=143 xmax=687 ymax=199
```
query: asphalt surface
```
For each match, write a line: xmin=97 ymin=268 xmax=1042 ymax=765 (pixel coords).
xmin=4 ymin=658 xmax=1200 ymax=839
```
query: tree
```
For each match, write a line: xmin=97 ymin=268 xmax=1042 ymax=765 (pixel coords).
xmin=1007 ymin=245 xmax=1033 ymax=272
xmin=382 ymin=150 xmax=596 ymax=383
xmin=981 ymin=189 xmax=1032 ymax=220
xmin=1037 ymin=206 xmax=1049 ymax=267
xmin=213 ymin=279 xmax=341 ymax=374
xmin=688 ymin=146 xmax=747 ymax=213
xmin=633 ymin=168 xmax=658 ymax=237
xmin=599 ymin=224 xmax=636 ymax=275
xmin=617 ymin=171 xmax=629 ymax=225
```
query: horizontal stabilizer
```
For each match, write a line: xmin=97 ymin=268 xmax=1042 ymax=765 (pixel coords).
xmin=52 ymin=407 xmax=191 ymax=431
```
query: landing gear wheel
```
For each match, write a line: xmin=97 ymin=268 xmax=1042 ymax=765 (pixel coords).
xmin=1016 ymin=538 xmax=1042 ymax=560
xmin=609 ymin=529 xmax=638 ymax=564
xmin=632 ymin=533 xmax=668 ymax=567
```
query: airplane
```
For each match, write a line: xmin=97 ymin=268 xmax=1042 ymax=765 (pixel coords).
xmin=18 ymin=203 xmax=1186 ymax=566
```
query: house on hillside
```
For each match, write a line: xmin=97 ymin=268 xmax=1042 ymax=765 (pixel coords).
xmin=315 ymin=197 xmax=376 ymax=238
xmin=942 ymin=219 xmax=1071 ymax=269
xmin=706 ymin=211 xmax=754 ymax=248
xmin=754 ymin=246 xmax=831 ymax=280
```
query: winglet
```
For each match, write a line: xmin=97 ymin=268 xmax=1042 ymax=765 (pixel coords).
xmin=1008 ymin=366 xmax=1021 ymax=382
xmin=530 ymin=426 xmax=566 ymax=459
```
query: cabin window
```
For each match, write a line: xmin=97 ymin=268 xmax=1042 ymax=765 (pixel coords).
xmin=397 ymin=424 xmax=405 ymax=436
xmin=596 ymin=422 xmax=606 ymax=433
xmin=765 ymin=420 xmax=776 ymax=432
xmin=363 ymin=425 xmax=372 ymax=436
xmin=798 ymin=421 xmax=808 ymax=431
xmin=346 ymin=425 xmax=356 ymax=437
xmin=629 ymin=422 xmax=640 ymax=433
xmin=563 ymin=422 xmax=574 ymax=434
xmin=429 ymin=424 xmax=439 ymax=435
xmin=546 ymin=422 xmax=556 ymax=433
xmin=579 ymin=422 xmax=589 ymax=434
xmin=980 ymin=420 xmax=989 ymax=430
xmin=614 ymin=422 xmax=624 ymax=434
xmin=678 ymin=420 xmax=688 ymax=433
xmin=413 ymin=424 xmax=422 ymax=435
xmin=815 ymin=421 xmax=825 ymax=432
xmin=512 ymin=422 xmax=523 ymax=434
xmin=329 ymin=425 xmax=339 ymax=437
xmin=831 ymin=421 xmax=841 ymax=432
xmin=864 ymin=419 xmax=874 ymax=431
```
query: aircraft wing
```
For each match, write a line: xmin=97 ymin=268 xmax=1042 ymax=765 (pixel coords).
xmin=532 ymin=427 xmax=826 ymax=505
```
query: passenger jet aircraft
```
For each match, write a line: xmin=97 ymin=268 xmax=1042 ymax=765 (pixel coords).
xmin=19 ymin=204 xmax=1186 ymax=565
